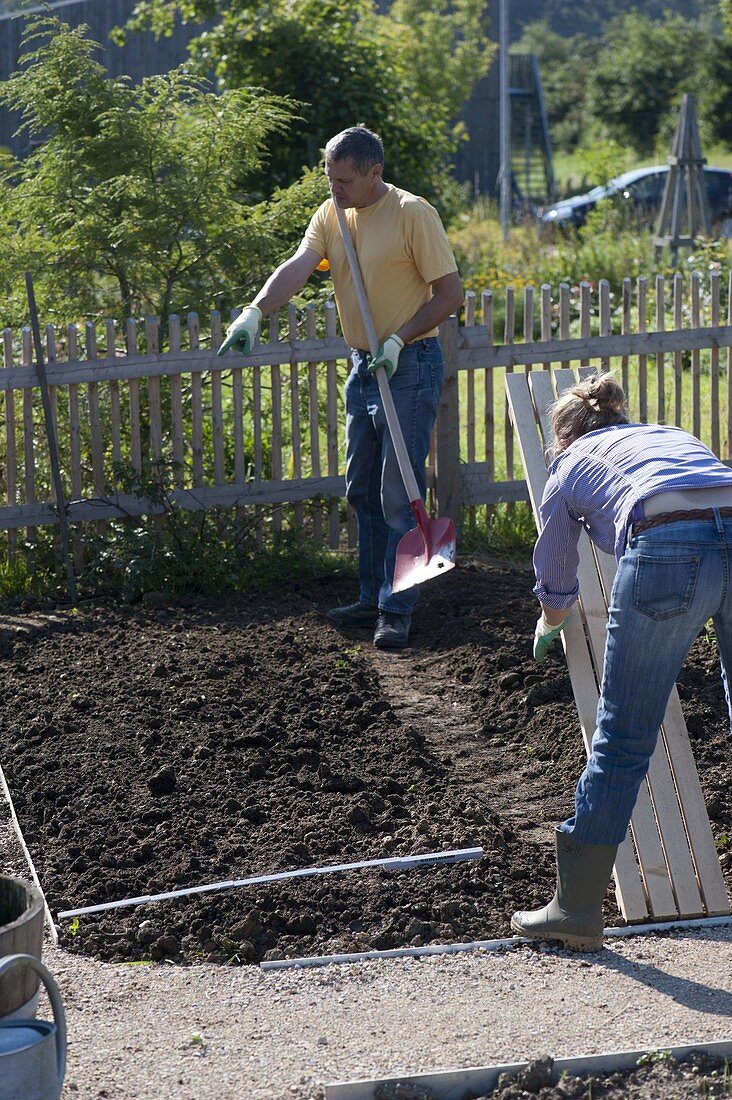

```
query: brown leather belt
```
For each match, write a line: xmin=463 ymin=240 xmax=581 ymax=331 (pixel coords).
xmin=632 ymin=506 xmax=732 ymax=535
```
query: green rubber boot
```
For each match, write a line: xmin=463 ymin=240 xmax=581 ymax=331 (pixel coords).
xmin=510 ymin=829 xmax=618 ymax=952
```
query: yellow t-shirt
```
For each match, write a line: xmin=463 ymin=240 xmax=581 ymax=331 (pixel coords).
xmin=301 ymin=184 xmax=458 ymax=350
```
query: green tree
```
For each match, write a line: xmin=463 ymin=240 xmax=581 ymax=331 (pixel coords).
xmin=519 ymin=0 xmax=715 ymax=38
xmin=586 ymin=12 xmax=706 ymax=156
xmin=700 ymin=1 xmax=732 ymax=145
xmin=118 ymin=0 xmax=494 ymax=217
xmin=701 ymin=37 xmax=732 ymax=145
xmin=723 ymin=0 xmax=732 ymax=31
xmin=0 ymin=15 xmax=324 ymax=325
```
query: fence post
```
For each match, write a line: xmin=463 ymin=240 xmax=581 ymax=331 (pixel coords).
xmin=435 ymin=313 xmax=461 ymax=523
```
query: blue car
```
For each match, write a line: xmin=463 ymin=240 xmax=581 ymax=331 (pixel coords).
xmin=539 ymin=165 xmax=732 ymax=235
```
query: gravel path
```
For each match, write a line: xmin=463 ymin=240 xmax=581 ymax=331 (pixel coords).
xmin=28 ymin=925 xmax=729 ymax=1099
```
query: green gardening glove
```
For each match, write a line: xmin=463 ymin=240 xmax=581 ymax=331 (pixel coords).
xmin=533 ymin=612 xmax=571 ymax=662
xmin=217 ymin=305 xmax=262 ymax=356
xmin=368 ymin=333 xmax=404 ymax=381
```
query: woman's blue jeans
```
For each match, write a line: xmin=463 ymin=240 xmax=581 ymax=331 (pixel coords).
xmin=344 ymin=338 xmax=444 ymax=615
xmin=562 ymin=512 xmax=732 ymax=845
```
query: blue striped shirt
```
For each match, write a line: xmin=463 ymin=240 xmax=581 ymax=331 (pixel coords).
xmin=533 ymin=423 xmax=732 ymax=609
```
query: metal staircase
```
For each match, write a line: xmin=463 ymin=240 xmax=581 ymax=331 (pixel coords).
xmin=509 ymin=54 xmax=556 ymax=212
xmin=455 ymin=52 xmax=555 ymax=207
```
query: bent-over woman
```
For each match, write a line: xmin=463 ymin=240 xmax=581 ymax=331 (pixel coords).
xmin=512 ymin=372 xmax=732 ymax=950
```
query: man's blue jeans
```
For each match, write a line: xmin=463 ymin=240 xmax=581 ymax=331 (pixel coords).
xmin=344 ymin=337 xmax=444 ymax=615
xmin=563 ymin=512 xmax=732 ymax=845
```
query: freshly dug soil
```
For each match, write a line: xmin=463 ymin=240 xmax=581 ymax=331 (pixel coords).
xmin=0 ymin=556 xmax=729 ymax=969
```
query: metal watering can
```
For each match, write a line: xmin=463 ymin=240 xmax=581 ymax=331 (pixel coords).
xmin=0 ymin=954 xmax=66 ymax=1100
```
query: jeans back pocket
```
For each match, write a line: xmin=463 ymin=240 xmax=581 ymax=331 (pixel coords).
xmin=633 ymin=554 xmax=700 ymax=619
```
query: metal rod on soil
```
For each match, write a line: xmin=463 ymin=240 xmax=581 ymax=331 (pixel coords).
xmin=25 ymin=272 xmax=78 ymax=606
xmin=261 ymin=913 xmax=732 ymax=971
xmin=57 ymin=846 xmax=484 ymax=919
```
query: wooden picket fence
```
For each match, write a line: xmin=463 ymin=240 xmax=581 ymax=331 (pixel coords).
xmin=2 ymin=269 xmax=732 ymax=559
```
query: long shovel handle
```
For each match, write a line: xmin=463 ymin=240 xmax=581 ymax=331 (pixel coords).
xmin=333 ymin=200 xmax=422 ymax=505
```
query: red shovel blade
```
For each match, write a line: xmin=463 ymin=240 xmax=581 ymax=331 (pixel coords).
xmin=392 ymin=500 xmax=457 ymax=594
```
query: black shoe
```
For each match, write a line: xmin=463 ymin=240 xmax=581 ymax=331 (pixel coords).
xmin=326 ymin=601 xmax=378 ymax=627
xmin=373 ymin=611 xmax=411 ymax=649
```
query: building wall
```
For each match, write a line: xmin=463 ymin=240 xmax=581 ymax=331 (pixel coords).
xmin=455 ymin=64 xmax=502 ymax=197
xmin=0 ymin=0 xmax=551 ymax=201
xmin=0 ymin=0 xmax=208 ymax=158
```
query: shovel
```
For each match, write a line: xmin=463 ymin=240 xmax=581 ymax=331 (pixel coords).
xmin=333 ymin=199 xmax=456 ymax=594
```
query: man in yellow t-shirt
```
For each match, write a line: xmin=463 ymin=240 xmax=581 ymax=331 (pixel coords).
xmin=218 ymin=125 xmax=462 ymax=649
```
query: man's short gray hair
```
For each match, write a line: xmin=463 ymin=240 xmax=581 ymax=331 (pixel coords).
xmin=325 ymin=125 xmax=384 ymax=175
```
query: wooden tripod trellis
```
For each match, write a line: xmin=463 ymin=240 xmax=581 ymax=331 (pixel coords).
xmin=506 ymin=367 xmax=731 ymax=923
xmin=654 ymin=93 xmax=712 ymax=258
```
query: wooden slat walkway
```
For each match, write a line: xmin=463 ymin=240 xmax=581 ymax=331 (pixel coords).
xmin=506 ymin=368 xmax=730 ymax=923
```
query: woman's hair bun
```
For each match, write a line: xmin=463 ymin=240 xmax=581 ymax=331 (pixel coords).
xmin=584 ymin=373 xmax=626 ymax=413
xmin=549 ymin=371 xmax=629 ymax=455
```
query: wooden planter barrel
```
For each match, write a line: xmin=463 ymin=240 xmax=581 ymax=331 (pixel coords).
xmin=0 ymin=875 xmax=44 ymax=1017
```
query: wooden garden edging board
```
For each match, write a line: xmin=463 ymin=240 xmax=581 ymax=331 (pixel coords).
xmin=505 ymin=368 xmax=730 ymax=923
